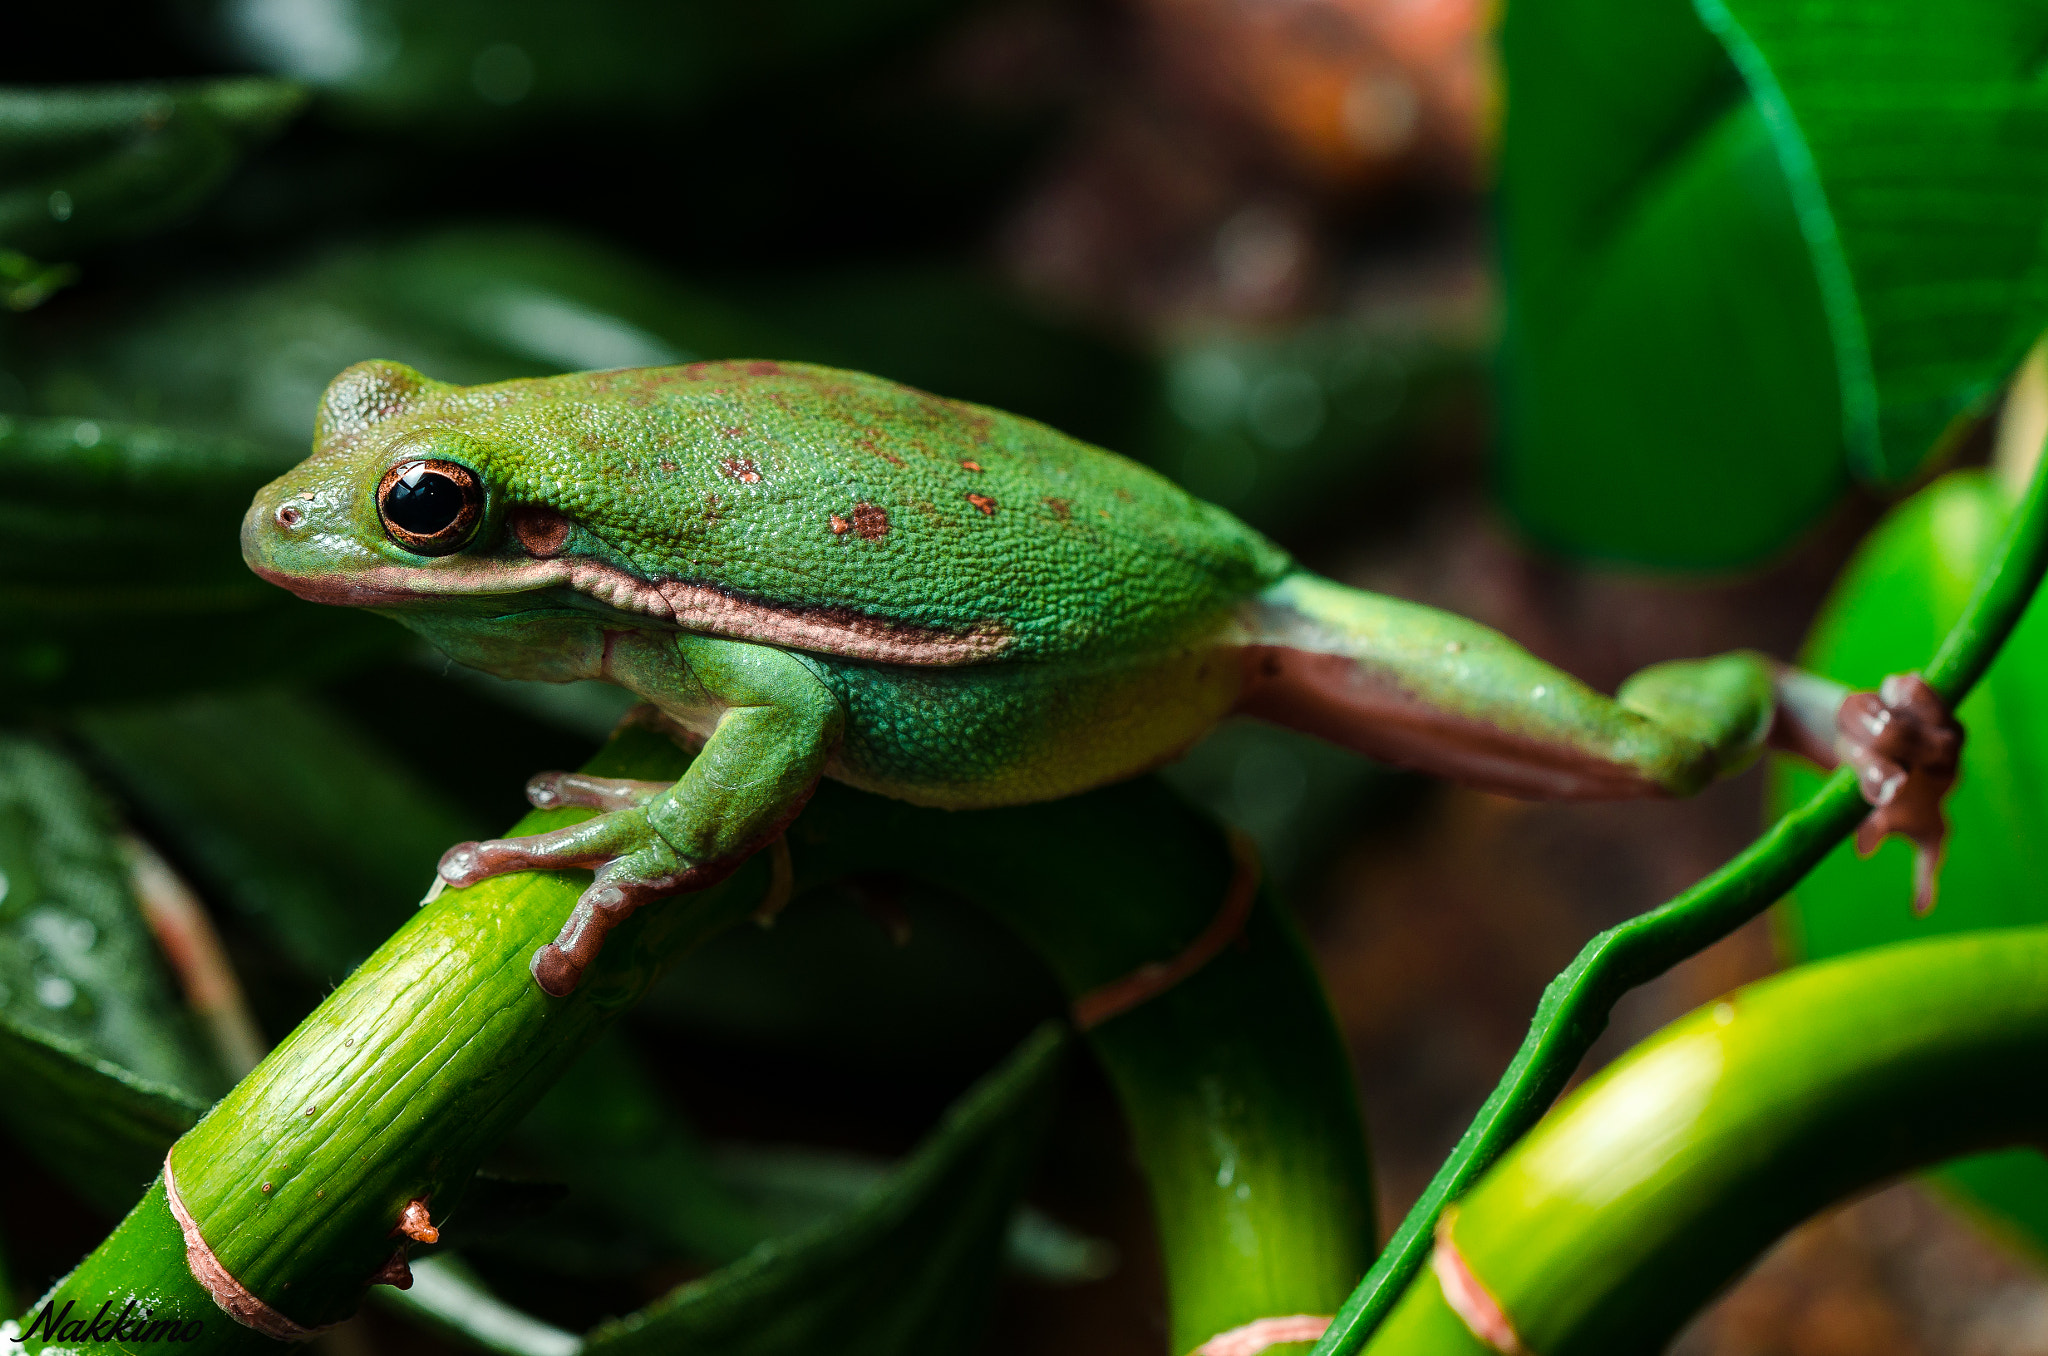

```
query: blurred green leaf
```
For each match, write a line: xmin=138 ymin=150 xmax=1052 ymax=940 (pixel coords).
xmin=508 ymin=1025 xmax=1109 ymax=1285
xmin=0 ymin=1007 xmax=204 ymax=1216
xmin=1498 ymin=0 xmax=2048 ymax=569
xmin=710 ymin=1145 xmax=1115 ymax=1285
xmin=1700 ymin=0 xmax=2048 ymax=482
xmin=1496 ymin=0 xmax=1844 ymax=569
xmin=195 ymin=0 xmax=961 ymax=128
xmin=23 ymin=228 xmax=789 ymax=453
xmin=0 ymin=734 xmax=218 ymax=1098
xmin=1775 ymin=469 xmax=2048 ymax=1262
xmin=0 ymin=415 xmax=395 ymax=704
xmin=1148 ymin=309 xmax=1483 ymax=538
xmin=642 ymin=885 xmax=1062 ymax=1076
xmin=378 ymin=1256 xmax=582 ymax=1356
xmin=0 ymin=249 xmax=76 ymax=312
xmin=75 ymin=688 xmax=483 ymax=980
xmin=584 ymin=1024 xmax=1064 ymax=1356
xmin=0 ymin=79 xmax=304 ymax=260
xmin=22 ymin=231 xmax=1147 ymax=467
xmin=509 ymin=1030 xmax=767 ymax=1267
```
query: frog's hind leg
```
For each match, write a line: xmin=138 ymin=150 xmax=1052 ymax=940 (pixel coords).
xmin=1235 ymin=571 xmax=1962 ymax=905
xmin=1231 ymin=570 xmax=1742 ymax=799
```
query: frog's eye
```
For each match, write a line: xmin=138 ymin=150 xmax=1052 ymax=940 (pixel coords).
xmin=378 ymin=459 xmax=483 ymax=555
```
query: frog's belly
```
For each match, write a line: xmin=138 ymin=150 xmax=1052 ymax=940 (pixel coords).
xmin=800 ymin=645 xmax=1244 ymax=809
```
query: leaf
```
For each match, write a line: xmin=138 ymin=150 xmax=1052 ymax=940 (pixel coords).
xmin=582 ymin=1024 xmax=1065 ymax=1356
xmin=376 ymin=1256 xmax=582 ymax=1356
xmin=20 ymin=228 xmax=791 ymax=456
xmin=1497 ymin=0 xmax=2048 ymax=568
xmin=1146 ymin=307 xmax=1483 ymax=538
xmin=1698 ymin=0 xmax=2048 ymax=482
xmin=0 ymin=415 xmax=396 ymax=705
xmin=0 ymin=998 xmax=205 ymax=1216
xmin=506 ymin=1030 xmax=769 ymax=1267
xmin=0 ymin=734 xmax=218 ymax=1099
xmin=190 ymin=0 xmax=963 ymax=129
xmin=507 ymin=1029 xmax=1111 ymax=1283
xmin=74 ymin=688 xmax=483 ymax=980
xmin=0 ymin=79 xmax=305 ymax=260
xmin=1495 ymin=0 xmax=1845 ymax=569
xmin=1775 ymin=469 xmax=2048 ymax=1260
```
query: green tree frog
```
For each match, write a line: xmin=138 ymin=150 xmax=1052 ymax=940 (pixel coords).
xmin=242 ymin=359 xmax=1960 ymax=996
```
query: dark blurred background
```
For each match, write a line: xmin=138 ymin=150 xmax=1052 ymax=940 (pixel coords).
xmin=2 ymin=2 xmax=2042 ymax=1352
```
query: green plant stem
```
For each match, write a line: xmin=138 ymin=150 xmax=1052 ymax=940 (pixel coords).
xmin=17 ymin=739 xmax=1371 ymax=1353
xmin=1368 ymin=926 xmax=2048 ymax=1353
xmin=1312 ymin=446 xmax=2048 ymax=1356
xmin=14 ymin=726 xmax=744 ymax=1352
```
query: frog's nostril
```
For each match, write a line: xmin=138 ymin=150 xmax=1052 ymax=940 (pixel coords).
xmin=276 ymin=504 xmax=305 ymax=529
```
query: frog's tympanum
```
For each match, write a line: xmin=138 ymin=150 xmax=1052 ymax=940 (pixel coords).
xmin=243 ymin=360 xmax=1961 ymax=996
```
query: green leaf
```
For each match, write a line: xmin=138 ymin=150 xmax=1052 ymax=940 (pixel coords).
xmin=0 ymin=80 xmax=305 ymax=260
xmin=75 ymin=688 xmax=483 ymax=980
xmin=0 ymin=995 xmax=205 ymax=1216
xmin=377 ymin=1257 xmax=582 ymax=1356
xmin=583 ymin=1024 xmax=1065 ymax=1356
xmin=20 ymin=229 xmax=790 ymax=456
xmin=1496 ymin=0 xmax=1844 ymax=569
xmin=1497 ymin=0 xmax=2048 ymax=568
xmin=1775 ymin=469 xmax=2048 ymax=1263
xmin=1147 ymin=309 xmax=1483 ymax=539
xmin=507 ymin=1030 xmax=768 ymax=1267
xmin=1699 ymin=0 xmax=2048 ymax=482
xmin=0 ymin=416 xmax=397 ymax=704
xmin=0 ymin=734 xmax=218 ymax=1099
xmin=191 ymin=0 xmax=961 ymax=129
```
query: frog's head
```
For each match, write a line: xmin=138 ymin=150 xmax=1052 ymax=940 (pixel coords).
xmin=245 ymin=360 xmax=496 ymax=605
xmin=244 ymin=359 xmax=599 ymax=608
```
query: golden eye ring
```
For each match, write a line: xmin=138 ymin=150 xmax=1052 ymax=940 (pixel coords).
xmin=377 ymin=459 xmax=482 ymax=555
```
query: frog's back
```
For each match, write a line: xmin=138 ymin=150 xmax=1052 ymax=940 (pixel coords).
xmin=414 ymin=361 xmax=1292 ymax=663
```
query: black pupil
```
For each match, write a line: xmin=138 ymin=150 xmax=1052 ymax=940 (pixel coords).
xmin=386 ymin=469 xmax=466 ymax=535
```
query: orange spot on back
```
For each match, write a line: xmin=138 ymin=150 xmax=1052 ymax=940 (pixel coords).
xmin=1043 ymin=496 xmax=1072 ymax=521
xmin=852 ymin=502 xmax=890 ymax=539
xmin=966 ymin=493 xmax=998 ymax=516
xmin=720 ymin=456 xmax=762 ymax=483
xmin=960 ymin=460 xmax=983 ymax=472
xmin=830 ymin=514 xmax=851 ymax=535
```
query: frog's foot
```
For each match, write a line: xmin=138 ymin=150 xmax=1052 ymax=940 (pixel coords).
xmin=437 ymin=806 xmax=696 ymax=998
xmin=525 ymin=772 xmax=673 ymax=813
xmin=1836 ymin=673 xmax=1963 ymax=914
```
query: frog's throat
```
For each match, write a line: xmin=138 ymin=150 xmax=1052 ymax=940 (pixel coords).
xmin=255 ymin=557 xmax=1013 ymax=666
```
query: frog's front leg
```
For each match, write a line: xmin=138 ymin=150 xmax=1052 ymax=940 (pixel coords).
xmin=437 ymin=635 xmax=844 ymax=996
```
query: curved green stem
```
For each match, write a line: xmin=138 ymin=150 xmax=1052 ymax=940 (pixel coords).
xmin=15 ymin=740 xmax=1370 ymax=1354
xmin=1365 ymin=926 xmax=2048 ymax=1353
xmin=1312 ymin=445 xmax=2048 ymax=1356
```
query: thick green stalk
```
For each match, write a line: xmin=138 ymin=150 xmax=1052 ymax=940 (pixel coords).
xmin=780 ymin=787 xmax=1376 ymax=1353
xmin=1364 ymin=926 xmax=2048 ymax=1353
xmin=1312 ymin=446 xmax=2048 ymax=1355
xmin=16 ymin=726 xmax=748 ymax=1350
xmin=17 ymin=739 xmax=1370 ymax=1354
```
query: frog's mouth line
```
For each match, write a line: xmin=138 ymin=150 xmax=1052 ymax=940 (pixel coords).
xmin=249 ymin=557 xmax=1013 ymax=667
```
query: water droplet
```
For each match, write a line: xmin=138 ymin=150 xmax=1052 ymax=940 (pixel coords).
xmin=35 ymin=974 xmax=76 ymax=1009
xmin=74 ymin=420 xmax=100 ymax=448
xmin=46 ymin=190 xmax=72 ymax=223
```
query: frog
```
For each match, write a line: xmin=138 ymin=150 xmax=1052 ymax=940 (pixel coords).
xmin=242 ymin=358 xmax=1962 ymax=998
